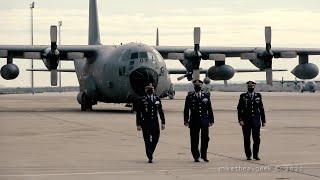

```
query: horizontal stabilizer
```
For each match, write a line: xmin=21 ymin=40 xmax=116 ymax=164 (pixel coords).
xmin=26 ymin=69 xmax=76 ymax=72
xmin=235 ymin=69 xmax=287 ymax=73
xmin=169 ymin=68 xmax=287 ymax=75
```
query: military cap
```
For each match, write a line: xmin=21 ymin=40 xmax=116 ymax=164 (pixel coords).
xmin=145 ymin=83 xmax=155 ymax=89
xmin=246 ymin=81 xmax=256 ymax=86
xmin=193 ymin=79 xmax=203 ymax=85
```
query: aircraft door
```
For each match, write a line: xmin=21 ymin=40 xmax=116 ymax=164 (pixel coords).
xmin=103 ymin=62 xmax=122 ymax=100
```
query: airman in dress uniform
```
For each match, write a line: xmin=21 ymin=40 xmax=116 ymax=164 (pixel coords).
xmin=136 ymin=83 xmax=165 ymax=163
xmin=237 ymin=81 xmax=266 ymax=160
xmin=184 ymin=80 xmax=214 ymax=162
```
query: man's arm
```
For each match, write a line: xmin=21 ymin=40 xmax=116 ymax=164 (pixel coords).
xmin=258 ymin=94 xmax=266 ymax=124
xmin=157 ymin=98 xmax=165 ymax=125
xmin=136 ymin=98 xmax=143 ymax=126
xmin=207 ymin=97 xmax=214 ymax=124
xmin=184 ymin=95 xmax=190 ymax=125
xmin=237 ymin=94 xmax=244 ymax=123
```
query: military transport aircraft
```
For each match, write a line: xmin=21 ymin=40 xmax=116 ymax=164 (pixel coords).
xmin=276 ymin=77 xmax=318 ymax=93
xmin=1 ymin=0 xmax=320 ymax=111
xmin=300 ymin=81 xmax=317 ymax=93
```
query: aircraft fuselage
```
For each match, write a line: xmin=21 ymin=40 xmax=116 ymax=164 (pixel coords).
xmin=75 ymin=43 xmax=173 ymax=104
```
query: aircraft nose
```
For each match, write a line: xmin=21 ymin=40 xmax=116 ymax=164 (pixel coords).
xmin=129 ymin=67 xmax=159 ymax=96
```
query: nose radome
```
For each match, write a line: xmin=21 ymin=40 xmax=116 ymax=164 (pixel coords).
xmin=129 ymin=67 xmax=159 ymax=96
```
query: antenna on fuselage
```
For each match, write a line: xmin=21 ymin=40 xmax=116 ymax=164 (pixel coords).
xmin=156 ymin=28 xmax=159 ymax=46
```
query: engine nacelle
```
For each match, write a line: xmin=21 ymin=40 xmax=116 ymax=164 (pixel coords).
xmin=1 ymin=64 xmax=19 ymax=80
xmin=207 ymin=65 xmax=235 ymax=80
xmin=42 ymin=47 xmax=60 ymax=70
xmin=291 ymin=63 xmax=319 ymax=79
xmin=249 ymin=59 xmax=266 ymax=70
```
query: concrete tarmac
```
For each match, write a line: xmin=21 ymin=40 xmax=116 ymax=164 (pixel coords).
xmin=0 ymin=91 xmax=319 ymax=180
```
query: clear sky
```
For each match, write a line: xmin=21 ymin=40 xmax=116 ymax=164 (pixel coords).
xmin=1 ymin=0 xmax=320 ymax=87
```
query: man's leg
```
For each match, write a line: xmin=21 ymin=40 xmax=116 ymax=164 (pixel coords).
xmin=242 ymin=126 xmax=252 ymax=159
xmin=200 ymin=126 xmax=210 ymax=160
xmin=190 ymin=126 xmax=201 ymax=160
xmin=252 ymin=127 xmax=261 ymax=159
xmin=142 ymin=128 xmax=153 ymax=161
xmin=151 ymin=128 xmax=160 ymax=154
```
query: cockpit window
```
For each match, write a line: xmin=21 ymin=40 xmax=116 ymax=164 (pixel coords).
xmin=119 ymin=49 xmax=131 ymax=62
xmin=131 ymin=52 xmax=138 ymax=59
xmin=147 ymin=52 xmax=156 ymax=60
xmin=139 ymin=52 xmax=148 ymax=59
xmin=153 ymin=49 xmax=164 ymax=62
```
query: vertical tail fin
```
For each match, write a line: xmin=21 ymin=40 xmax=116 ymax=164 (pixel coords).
xmin=88 ymin=0 xmax=101 ymax=45
xmin=156 ymin=28 xmax=159 ymax=46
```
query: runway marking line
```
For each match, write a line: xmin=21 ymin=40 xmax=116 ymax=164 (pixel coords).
xmin=0 ymin=169 xmax=199 ymax=177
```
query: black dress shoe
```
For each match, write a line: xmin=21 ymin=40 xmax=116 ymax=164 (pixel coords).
xmin=201 ymin=158 xmax=209 ymax=162
xmin=194 ymin=159 xmax=200 ymax=162
xmin=148 ymin=159 xmax=153 ymax=163
xmin=253 ymin=157 xmax=260 ymax=160
xmin=246 ymin=157 xmax=251 ymax=160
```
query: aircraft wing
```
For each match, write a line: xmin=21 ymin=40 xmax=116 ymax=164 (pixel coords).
xmin=0 ymin=45 xmax=101 ymax=60
xmin=26 ymin=69 xmax=76 ymax=72
xmin=155 ymin=46 xmax=320 ymax=59
xmin=234 ymin=69 xmax=287 ymax=72
xmin=168 ymin=68 xmax=287 ymax=74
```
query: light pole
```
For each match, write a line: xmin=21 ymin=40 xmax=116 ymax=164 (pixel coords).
xmin=30 ymin=2 xmax=35 ymax=94
xmin=58 ymin=21 xmax=62 ymax=92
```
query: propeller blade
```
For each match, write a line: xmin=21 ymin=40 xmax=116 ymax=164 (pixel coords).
xmin=194 ymin=27 xmax=201 ymax=46
xmin=241 ymin=53 xmax=257 ymax=60
xmin=265 ymin=26 xmax=272 ymax=45
xmin=266 ymin=68 xmax=273 ymax=85
xmin=177 ymin=74 xmax=187 ymax=81
xmin=193 ymin=69 xmax=200 ymax=80
xmin=51 ymin=69 xmax=58 ymax=86
xmin=50 ymin=26 xmax=58 ymax=43
xmin=280 ymin=52 xmax=297 ymax=58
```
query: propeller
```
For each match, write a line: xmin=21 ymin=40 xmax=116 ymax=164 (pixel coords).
xmin=173 ymin=27 xmax=202 ymax=81
xmin=46 ymin=26 xmax=60 ymax=86
xmin=241 ymin=26 xmax=297 ymax=86
xmin=192 ymin=27 xmax=201 ymax=80
xmin=263 ymin=26 xmax=274 ymax=85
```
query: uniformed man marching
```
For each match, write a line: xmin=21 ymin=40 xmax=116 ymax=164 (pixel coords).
xmin=237 ymin=81 xmax=266 ymax=160
xmin=184 ymin=80 xmax=214 ymax=162
xmin=136 ymin=83 xmax=165 ymax=163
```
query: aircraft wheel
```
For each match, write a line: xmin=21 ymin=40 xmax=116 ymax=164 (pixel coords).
xmin=81 ymin=94 xmax=87 ymax=111
xmin=81 ymin=93 xmax=92 ymax=111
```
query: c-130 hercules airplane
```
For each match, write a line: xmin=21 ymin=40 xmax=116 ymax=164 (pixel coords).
xmin=1 ymin=0 xmax=320 ymax=111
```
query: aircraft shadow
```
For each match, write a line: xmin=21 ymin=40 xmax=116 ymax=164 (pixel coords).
xmin=0 ymin=108 xmax=134 ymax=114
